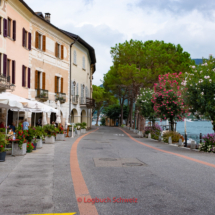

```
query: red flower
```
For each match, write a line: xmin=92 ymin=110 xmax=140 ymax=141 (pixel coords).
xmin=0 ymin=145 xmax=3 ymax=148
xmin=21 ymin=125 xmax=23 ymax=128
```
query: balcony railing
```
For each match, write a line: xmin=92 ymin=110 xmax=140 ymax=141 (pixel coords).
xmin=55 ymin=92 xmax=66 ymax=103
xmin=72 ymin=95 xmax=79 ymax=105
xmin=35 ymin=89 xmax=49 ymax=101
xmin=86 ymin=97 xmax=95 ymax=108
xmin=0 ymin=75 xmax=15 ymax=93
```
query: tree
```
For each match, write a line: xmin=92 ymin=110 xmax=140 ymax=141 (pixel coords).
xmin=103 ymin=104 xmax=129 ymax=124
xmin=110 ymin=39 xmax=193 ymax=127
xmin=92 ymin=85 xmax=118 ymax=126
xmin=185 ymin=56 xmax=215 ymax=131
xmin=103 ymin=66 xmax=129 ymax=125
xmin=152 ymin=72 xmax=189 ymax=131
xmin=136 ymin=88 xmax=156 ymax=123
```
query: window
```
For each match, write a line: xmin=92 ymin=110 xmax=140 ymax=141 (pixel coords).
xmin=82 ymin=56 xmax=85 ymax=70
xmin=35 ymin=71 xmax=45 ymax=90
xmin=73 ymin=50 xmax=77 ymax=64
xmin=22 ymin=66 xmax=26 ymax=87
xmin=7 ymin=59 xmax=10 ymax=78
xmin=38 ymin=34 xmax=41 ymax=49
xmin=0 ymin=17 xmax=2 ymax=35
xmin=55 ymin=76 xmax=60 ymax=93
xmin=7 ymin=18 xmax=11 ymax=37
xmin=73 ymin=82 xmax=76 ymax=97
xmin=22 ymin=28 xmax=28 ymax=48
xmin=0 ymin=53 xmax=2 ymax=75
xmin=35 ymin=32 xmax=45 ymax=51
xmin=55 ymin=43 xmax=64 ymax=59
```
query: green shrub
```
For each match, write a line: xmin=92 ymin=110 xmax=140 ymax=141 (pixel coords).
xmin=163 ymin=131 xmax=181 ymax=143
xmin=43 ymin=124 xmax=56 ymax=137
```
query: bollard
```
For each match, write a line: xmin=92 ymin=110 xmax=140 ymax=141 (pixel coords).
xmin=200 ymin=133 xmax=202 ymax=143
xmin=159 ymin=135 xmax=161 ymax=141
xmin=184 ymin=134 xmax=187 ymax=147
xmin=178 ymin=138 xmax=183 ymax=147
xmin=148 ymin=133 xmax=151 ymax=139
xmin=190 ymin=140 xmax=196 ymax=149
xmin=168 ymin=136 xmax=172 ymax=144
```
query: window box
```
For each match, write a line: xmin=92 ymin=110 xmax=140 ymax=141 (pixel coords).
xmin=35 ymin=89 xmax=48 ymax=101
xmin=55 ymin=92 xmax=66 ymax=104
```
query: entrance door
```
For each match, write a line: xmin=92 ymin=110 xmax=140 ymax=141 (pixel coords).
xmin=50 ymin=113 xmax=56 ymax=124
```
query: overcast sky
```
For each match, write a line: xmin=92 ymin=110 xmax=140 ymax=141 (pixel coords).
xmin=25 ymin=0 xmax=215 ymax=86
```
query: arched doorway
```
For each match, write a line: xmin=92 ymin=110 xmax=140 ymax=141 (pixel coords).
xmin=71 ymin=108 xmax=78 ymax=123
xmin=50 ymin=112 xmax=56 ymax=124
xmin=81 ymin=110 xmax=87 ymax=123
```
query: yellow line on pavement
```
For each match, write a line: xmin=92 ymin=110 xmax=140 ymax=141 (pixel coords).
xmin=28 ymin=213 xmax=76 ymax=215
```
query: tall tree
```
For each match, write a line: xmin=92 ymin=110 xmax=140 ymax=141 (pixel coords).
xmin=92 ymin=85 xmax=118 ymax=126
xmin=103 ymin=66 xmax=129 ymax=125
xmin=185 ymin=56 xmax=215 ymax=131
xmin=110 ymin=39 xmax=193 ymax=127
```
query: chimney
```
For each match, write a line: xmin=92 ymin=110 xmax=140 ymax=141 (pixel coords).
xmin=45 ymin=13 xmax=51 ymax=23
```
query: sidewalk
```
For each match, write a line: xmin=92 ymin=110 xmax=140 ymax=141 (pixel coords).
xmin=0 ymin=135 xmax=80 ymax=215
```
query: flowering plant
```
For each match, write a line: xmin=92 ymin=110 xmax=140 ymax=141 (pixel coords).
xmin=27 ymin=142 xmax=34 ymax=153
xmin=0 ymin=133 xmax=8 ymax=153
xmin=152 ymin=72 xmax=189 ymax=131
xmin=43 ymin=124 xmax=56 ymax=137
xmin=16 ymin=123 xmax=26 ymax=149
xmin=199 ymin=133 xmax=215 ymax=153
xmin=185 ymin=55 xmax=215 ymax=131
xmin=56 ymin=124 xmax=64 ymax=134
xmin=136 ymin=88 xmax=156 ymax=121
xmin=144 ymin=124 xmax=162 ymax=140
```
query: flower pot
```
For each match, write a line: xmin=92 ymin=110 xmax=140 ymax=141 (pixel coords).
xmin=12 ymin=143 xmax=27 ymax=156
xmin=0 ymin=151 xmax=6 ymax=162
xmin=56 ymin=133 xmax=65 ymax=141
xmin=33 ymin=143 xmax=37 ymax=150
xmin=81 ymin=129 xmax=86 ymax=134
xmin=36 ymin=139 xmax=43 ymax=149
xmin=45 ymin=136 xmax=55 ymax=144
xmin=77 ymin=130 xmax=81 ymax=135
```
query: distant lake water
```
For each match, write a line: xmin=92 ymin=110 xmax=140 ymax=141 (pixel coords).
xmin=93 ymin=120 xmax=214 ymax=135
xmin=157 ymin=121 xmax=214 ymax=136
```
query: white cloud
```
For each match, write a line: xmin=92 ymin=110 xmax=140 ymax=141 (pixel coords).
xmin=24 ymin=0 xmax=215 ymax=85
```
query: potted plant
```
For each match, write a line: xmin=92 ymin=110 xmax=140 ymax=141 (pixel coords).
xmin=27 ymin=142 xmax=34 ymax=153
xmin=56 ymin=124 xmax=65 ymax=141
xmin=43 ymin=124 xmax=56 ymax=144
xmin=0 ymin=133 xmax=8 ymax=162
xmin=75 ymin=123 xmax=81 ymax=135
xmin=13 ymin=123 xmax=27 ymax=156
xmin=34 ymin=126 xmax=46 ymax=149
xmin=81 ymin=122 xmax=87 ymax=134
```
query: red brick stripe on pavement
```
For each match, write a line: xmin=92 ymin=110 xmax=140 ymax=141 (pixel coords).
xmin=119 ymin=128 xmax=215 ymax=168
xmin=70 ymin=129 xmax=99 ymax=215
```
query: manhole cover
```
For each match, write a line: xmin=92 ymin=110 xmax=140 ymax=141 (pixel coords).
xmin=99 ymin=158 xmax=117 ymax=161
xmin=82 ymin=147 xmax=103 ymax=150
xmin=122 ymin=163 xmax=143 ymax=166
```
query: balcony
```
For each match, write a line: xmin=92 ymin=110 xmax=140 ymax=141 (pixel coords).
xmin=80 ymin=97 xmax=86 ymax=106
xmin=86 ymin=97 xmax=95 ymax=108
xmin=35 ymin=89 xmax=48 ymax=101
xmin=55 ymin=92 xmax=66 ymax=104
xmin=0 ymin=75 xmax=15 ymax=93
xmin=72 ymin=95 xmax=79 ymax=105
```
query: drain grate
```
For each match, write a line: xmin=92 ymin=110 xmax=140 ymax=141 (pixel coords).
xmin=99 ymin=158 xmax=117 ymax=161
xmin=122 ymin=163 xmax=143 ymax=166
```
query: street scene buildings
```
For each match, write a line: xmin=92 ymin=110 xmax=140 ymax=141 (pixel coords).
xmin=0 ymin=0 xmax=96 ymax=127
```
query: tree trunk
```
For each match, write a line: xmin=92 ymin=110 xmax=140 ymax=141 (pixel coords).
xmin=120 ymin=104 xmax=124 ymax=126
xmin=212 ymin=120 xmax=215 ymax=132
xmin=130 ymin=98 xmax=133 ymax=128
xmin=170 ymin=119 xmax=174 ymax=131
xmin=126 ymin=99 xmax=131 ymax=126
xmin=96 ymin=111 xmax=100 ymax=126
xmin=152 ymin=120 xmax=155 ymax=127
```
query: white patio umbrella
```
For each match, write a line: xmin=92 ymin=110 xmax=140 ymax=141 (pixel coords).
xmin=56 ymin=101 xmax=61 ymax=124
xmin=42 ymin=112 xmax=47 ymax=126
xmin=0 ymin=99 xmax=23 ymax=134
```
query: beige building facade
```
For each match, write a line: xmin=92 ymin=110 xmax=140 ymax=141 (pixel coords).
xmin=0 ymin=0 xmax=96 ymax=128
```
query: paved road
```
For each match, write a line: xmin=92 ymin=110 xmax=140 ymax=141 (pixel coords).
xmin=1 ymin=126 xmax=215 ymax=215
